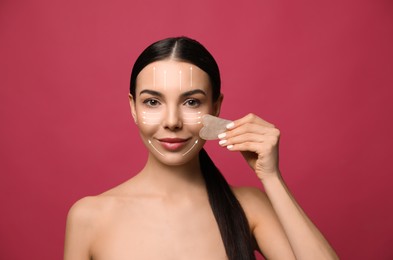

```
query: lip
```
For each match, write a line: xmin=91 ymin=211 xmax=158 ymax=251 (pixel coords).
xmin=157 ymin=138 xmax=190 ymax=151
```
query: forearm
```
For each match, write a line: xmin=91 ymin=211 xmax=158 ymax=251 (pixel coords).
xmin=261 ymin=173 xmax=338 ymax=260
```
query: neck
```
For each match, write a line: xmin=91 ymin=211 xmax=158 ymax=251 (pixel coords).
xmin=137 ymin=152 xmax=205 ymax=196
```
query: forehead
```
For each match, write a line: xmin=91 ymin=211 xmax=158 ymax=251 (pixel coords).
xmin=136 ymin=60 xmax=211 ymax=91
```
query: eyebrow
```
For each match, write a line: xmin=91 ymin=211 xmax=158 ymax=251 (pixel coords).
xmin=180 ymin=89 xmax=207 ymax=98
xmin=139 ymin=89 xmax=207 ymax=98
xmin=139 ymin=89 xmax=162 ymax=97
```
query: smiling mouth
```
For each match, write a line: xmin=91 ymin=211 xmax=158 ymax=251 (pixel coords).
xmin=158 ymin=138 xmax=190 ymax=151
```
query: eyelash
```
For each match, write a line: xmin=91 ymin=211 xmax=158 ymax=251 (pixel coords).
xmin=142 ymin=98 xmax=201 ymax=108
xmin=143 ymin=98 xmax=161 ymax=107
xmin=184 ymin=98 xmax=201 ymax=108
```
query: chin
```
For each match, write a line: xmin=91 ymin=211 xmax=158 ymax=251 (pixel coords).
xmin=151 ymin=151 xmax=199 ymax=166
xmin=146 ymin=138 xmax=205 ymax=166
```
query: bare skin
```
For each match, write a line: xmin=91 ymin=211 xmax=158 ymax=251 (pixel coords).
xmin=64 ymin=161 xmax=227 ymax=260
xmin=64 ymin=60 xmax=338 ymax=260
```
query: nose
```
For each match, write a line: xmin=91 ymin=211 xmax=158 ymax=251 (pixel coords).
xmin=162 ymin=105 xmax=182 ymax=131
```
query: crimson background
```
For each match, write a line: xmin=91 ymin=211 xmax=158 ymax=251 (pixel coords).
xmin=1 ymin=0 xmax=392 ymax=259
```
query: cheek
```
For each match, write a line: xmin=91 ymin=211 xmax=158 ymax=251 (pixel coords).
xmin=140 ymin=111 xmax=163 ymax=125
xmin=136 ymin=110 xmax=162 ymax=135
xmin=182 ymin=111 xmax=202 ymax=125
xmin=138 ymin=124 xmax=159 ymax=139
xmin=182 ymin=111 xmax=207 ymax=135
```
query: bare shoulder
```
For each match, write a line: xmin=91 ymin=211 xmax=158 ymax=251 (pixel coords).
xmin=66 ymin=176 xmax=142 ymax=225
xmin=66 ymin=196 xmax=108 ymax=234
xmin=231 ymin=186 xmax=273 ymax=228
xmin=232 ymin=186 xmax=270 ymax=210
xmin=64 ymin=180 xmax=141 ymax=259
xmin=67 ymin=196 xmax=101 ymax=221
xmin=64 ymin=196 xmax=110 ymax=259
xmin=67 ymin=185 xmax=133 ymax=221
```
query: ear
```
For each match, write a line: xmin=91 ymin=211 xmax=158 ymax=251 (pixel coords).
xmin=129 ymin=93 xmax=138 ymax=124
xmin=213 ymin=94 xmax=224 ymax=117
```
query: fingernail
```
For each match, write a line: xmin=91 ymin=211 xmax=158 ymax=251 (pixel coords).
xmin=226 ymin=122 xmax=235 ymax=129
xmin=227 ymin=144 xmax=234 ymax=150
xmin=218 ymin=133 xmax=226 ymax=139
xmin=219 ymin=140 xmax=227 ymax=145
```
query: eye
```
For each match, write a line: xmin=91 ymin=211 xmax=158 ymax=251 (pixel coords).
xmin=143 ymin=98 xmax=161 ymax=107
xmin=184 ymin=99 xmax=201 ymax=108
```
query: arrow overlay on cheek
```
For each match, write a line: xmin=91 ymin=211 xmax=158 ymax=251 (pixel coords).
xmin=199 ymin=114 xmax=233 ymax=140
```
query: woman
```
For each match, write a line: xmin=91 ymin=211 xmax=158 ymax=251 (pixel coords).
xmin=64 ymin=36 xmax=338 ymax=259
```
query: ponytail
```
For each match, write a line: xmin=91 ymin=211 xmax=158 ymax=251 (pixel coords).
xmin=199 ymin=148 xmax=255 ymax=260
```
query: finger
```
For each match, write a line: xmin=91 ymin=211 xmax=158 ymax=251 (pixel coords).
xmin=219 ymin=133 xmax=265 ymax=147
xmin=227 ymin=113 xmax=275 ymax=130
xmin=222 ymin=134 xmax=279 ymax=149
xmin=221 ymin=123 xmax=280 ymax=139
xmin=225 ymin=136 xmax=279 ymax=154
xmin=225 ymin=141 xmax=263 ymax=154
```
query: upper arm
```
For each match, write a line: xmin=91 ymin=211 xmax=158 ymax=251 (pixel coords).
xmin=64 ymin=197 xmax=97 ymax=260
xmin=234 ymin=187 xmax=296 ymax=260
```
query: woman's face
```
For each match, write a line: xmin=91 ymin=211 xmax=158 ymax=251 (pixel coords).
xmin=130 ymin=60 xmax=221 ymax=165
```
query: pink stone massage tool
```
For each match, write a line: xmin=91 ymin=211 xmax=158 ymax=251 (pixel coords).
xmin=199 ymin=114 xmax=233 ymax=140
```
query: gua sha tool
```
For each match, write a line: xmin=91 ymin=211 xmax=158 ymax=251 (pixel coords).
xmin=199 ymin=115 xmax=233 ymax=140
